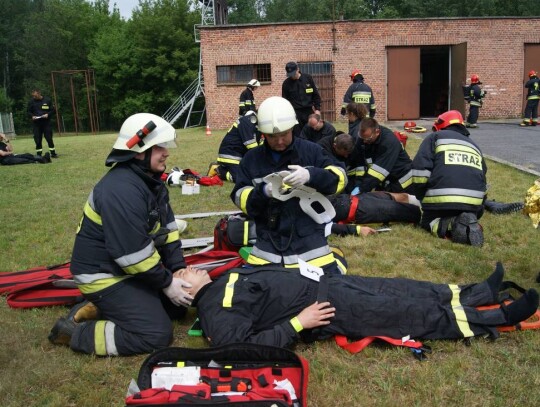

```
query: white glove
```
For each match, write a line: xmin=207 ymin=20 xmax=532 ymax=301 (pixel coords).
xmin=163 ymin=277 xmax=193 ymax=307
xmin=263 ymin=182 xmax=273 ymax=197
xmin=283 ymin=165 xmax=310 ymax=187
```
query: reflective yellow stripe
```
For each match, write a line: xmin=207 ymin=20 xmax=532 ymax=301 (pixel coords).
xmin=423 ymin=196 xmax=483 ymax=205
xmin=150 ymin=221 xmax=161 ymax=235
xmin=243 ymin=221 xmax=249 ymax=245
xmin=246 ymin=253 xmax=271 ymax=265
xmin=449 ymin=284 xmax=474 ymax=337
xmin=239 ymin=187 xmax=253 ymax=213
xmin=367 ymin=168 xmax=386 ymax=182
xmin=284 ymin=253 xmax=336 ymax=269
xmin=222 ymin=273 xmax=239 ymax=308
xmin=246 ymin=142 xmax=258 ymax=149
xmin=290 ymin=317 xmax=303 ymax=332
xmin=306 ymin=88 xmax=313 ymax=93
xmin=335 ymin=257 xmax=347 ymax=274
xmin=325 ymin=165 xmax=346 ymax=193
xmin=78 ymin=275 xmax=131 ymax=294
xmin=123 ymin=250 xmax=161 ymax=275
xmin=435 ymin=144 xmax=481 ymax=156
xmin=84 ymin=201 xmax=102 ymax=225
xmin=217 ymin=157 xmax=241 ymax=165
xmin=94 ymin=321 xmax=107 ymax=356
xmin=165 ymin=230 xmax=180 ymax=244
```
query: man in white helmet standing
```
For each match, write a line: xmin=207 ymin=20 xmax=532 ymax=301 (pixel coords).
xmin=232 ymin=96 xmax=348 ymax=274
xmin=239 ymin=79 xmax=260 ymax=116
xmin=48 ymin=113 xmax=193 ymax=356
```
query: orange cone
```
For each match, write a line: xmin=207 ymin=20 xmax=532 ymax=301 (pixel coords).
xmin=205 ymin=125 xmax=212 ymax=136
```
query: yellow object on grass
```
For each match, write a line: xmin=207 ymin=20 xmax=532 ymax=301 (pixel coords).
xmin=523 ymin=178 xmax=540 ymax=228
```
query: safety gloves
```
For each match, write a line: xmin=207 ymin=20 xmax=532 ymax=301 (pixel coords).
xmin=163 ymin=277 xmax=193 ymax=307
xmin=283 ymin=165 xmax=310 ymax=187
xmin=263 ymin=182 xmax=273 ymax=197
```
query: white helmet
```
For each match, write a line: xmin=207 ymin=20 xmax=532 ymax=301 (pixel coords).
xmin=113 ymin=113 xmax=176 ymax=153
xmin=257 ymin=96 xmax=298 ymax=134
xmin=248 ymin=79 xmax=260 ymax=87
xmin=166 ymin=167 xmax=185 ymax=186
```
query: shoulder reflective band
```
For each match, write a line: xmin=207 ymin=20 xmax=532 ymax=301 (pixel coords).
xmin=126 ymin=120 xmax=157 ymax=149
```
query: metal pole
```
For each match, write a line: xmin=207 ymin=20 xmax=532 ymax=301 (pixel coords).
xmin=91 ymin=69 xmax=99 ymax=132
xmin=51 ymin=72 xmax=62 ymax=135
xmin=70 ymin=75 xmax=78 ymax=135
xmin=84 ymin=69 xmax=95 ymax=134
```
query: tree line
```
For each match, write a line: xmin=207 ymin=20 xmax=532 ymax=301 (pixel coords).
xmin=1 ymin=0 xmax=537 ymax=133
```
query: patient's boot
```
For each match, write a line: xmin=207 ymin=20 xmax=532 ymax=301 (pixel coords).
xmin=486 ymin=262 xmax=505 ymax=302
xmin=484 ymin=200 xmax=524 ymax=215
xmin=503 ymin=289 xmax=539 ymax=326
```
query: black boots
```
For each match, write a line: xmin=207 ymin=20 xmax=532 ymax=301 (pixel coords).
xmin=451 ymin=212 xmax=484 ymax=247
xmin=48 ymin=301 xmax=100 ymax=346
xmin=484 ymin=200 xmax=524 ymax=215
xmin=503 ymin=289 xmax=539 ymax=326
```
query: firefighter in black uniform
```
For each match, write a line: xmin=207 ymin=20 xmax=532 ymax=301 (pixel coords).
xmin=27 ymin=89 xmax=58 ymax=157
xmin=299 ymin=113 xmax=336 ymax=143
xmin=341 ymin=69 xmax=376 ymax=119
xmin=400 ymin=110 xmax=487 ymax=247
xmin=180 ymin=263 xmax=539 ymax=348
xmin=211 ymin=111 xmax=260 ymax=182
xmin=282 ymin=62 xmax=321 ymax=138
xmin=48 ymin=113 xmax=192 ymax=356
xmin=232 ymin=96 xmax=347 ymax=275
xmin=0 ymin=133 xmax=51 ymax=165
xmin=521 ymin=70 xmax=540 ymax=127
xmin=350 ymin=118 xmax=412 ymax=194
xmin=465 ymin=74 xmax=485 ymax=128
xmin=238 ymin=79 xmax=260 ymax=116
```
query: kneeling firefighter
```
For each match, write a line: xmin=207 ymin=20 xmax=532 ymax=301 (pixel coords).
xmin=49 ymin=113 xmax=192 ymax=356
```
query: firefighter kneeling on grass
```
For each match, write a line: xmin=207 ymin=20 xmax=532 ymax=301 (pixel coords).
xmin=232 ymin=96 xmax=348 ymax=274
xmin=48 ymin=113 xmax=193 ymax=356
xmin=400 ymin=110 xmax=487 ymax=246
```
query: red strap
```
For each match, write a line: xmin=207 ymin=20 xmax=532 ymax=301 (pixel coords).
xmin=335 ymin=335 xmax=423 ymax=354
xmin=344 ymin=195 xmax=359 ymax=224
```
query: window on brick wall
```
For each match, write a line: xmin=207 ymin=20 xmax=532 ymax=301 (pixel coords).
xmin=216 ymin=64 xmax=271 ymax=85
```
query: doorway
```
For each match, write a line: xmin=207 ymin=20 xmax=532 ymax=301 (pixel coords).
xmin=420 ymin=46 xmax=449 ymax=117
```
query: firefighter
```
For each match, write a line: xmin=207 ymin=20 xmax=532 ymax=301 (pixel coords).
xmin=27 ymin=88 xmax=58 ymax=157
xmin=209 ymin=111 xmax=260 ymax=182
xmin=282 ymin=61 xmax=321 ymax=138
xmin=48 ymin=113 xmax=193 ymax=356
xmin=299 ymin=113 xmax=336 ymax=143
xmin=521 ymin=70 xmax=540 ymax=127
xmin=239 ymin=79 xmax=260 ymax=116
xmin=465 ymin=74 xmax=485 ymax=128
xmin=345 ymin=102 xmax=367 ymax=138
xmin=400 ymin=110 xmax=487 ymax=246
xmin=351 ymin=118 xmax=412 ymax=193
xmin=181 ymin=263 xmax=539 ymax=348
xmin=341 ymin=69 xmax=376 ymax=119
xmin=231 ymin=96 xmax=347 ymax=274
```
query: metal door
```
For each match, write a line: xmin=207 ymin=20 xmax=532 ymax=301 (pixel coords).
xmin=298 ymin=62 xmax=335 ymax=122
xmin=450 ymin=42 xmax=467 ymax=116
xmin=387 ymin=47 xmax=420 ymax=120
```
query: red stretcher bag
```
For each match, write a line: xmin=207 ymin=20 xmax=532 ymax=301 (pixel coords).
xmin=126 ymin=343 xmax=309 ymax=406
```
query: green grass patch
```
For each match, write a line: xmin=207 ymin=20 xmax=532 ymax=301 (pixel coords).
xmin=1 ymin=127 xmax=539 ymax=406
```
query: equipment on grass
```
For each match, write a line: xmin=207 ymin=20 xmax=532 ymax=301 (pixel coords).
xmin=175 ymin=210 xmax=241 ymax=220
xmin=126 ymin=343 xmax=309 ymax=406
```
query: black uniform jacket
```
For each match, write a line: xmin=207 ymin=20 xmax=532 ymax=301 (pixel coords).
xmin=282 ymin=73 xmax=321 ymax=112
xmin=27 ymin=96 xmax=55 ymax=120
xmin=299 ymin=121 xmax=336 ymax=143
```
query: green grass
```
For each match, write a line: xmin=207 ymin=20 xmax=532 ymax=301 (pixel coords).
xmin=1 ymin=127 xmax=539 ymax=407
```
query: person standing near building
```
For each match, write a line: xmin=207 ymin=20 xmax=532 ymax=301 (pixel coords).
xmin=27 ymin=89 xmax=58 ymax=158
xmin=299 ymin=113 xmax=336 ymax=143
xmin=48 ymin=113 xmax=192 ymax=356
xmin=232 ymin=96 xmax=347 ymax=275
xmin=239 ymin=79 xmax=260 ymax=116
xmin=341 ymin=69 xmax=376 ymax=119
xmin=400 ymin=110 xmax=487 ymax=247
xmin=282 ymin=62 xmax=321 ymax=138
xmin=465 ymin=75 xmax=485 ymax=128
xmin=521 ymin=70 xmax=540 ymax=127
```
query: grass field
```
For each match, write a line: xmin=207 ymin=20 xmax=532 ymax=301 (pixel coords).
xmin=1 ymin=125 xmax=539 ymax=406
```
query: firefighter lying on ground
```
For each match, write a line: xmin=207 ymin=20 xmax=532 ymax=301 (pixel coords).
xmin=0 ymin=133 xmax=52 ymax=165
xmin=208 ymin=111 xmax=260 ymax=182
xmin=48 ymin=113 xmax=192 ymax=356
xmin=231 ymin=96 xmax=348 ymax=275
xmin=180 ymin=263 xmax=539 ymax=348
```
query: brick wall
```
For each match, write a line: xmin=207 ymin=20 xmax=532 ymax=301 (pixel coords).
xmin=200 ymin=18 xmax=540 ymax=129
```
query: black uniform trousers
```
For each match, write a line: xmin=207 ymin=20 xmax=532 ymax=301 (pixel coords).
xmin=318 ymin=274 xmax=501 ymax=341
xmin=0 ymin=154 xmax=42 ymax=165
xmin=33 ymin=119 xmax=55 ymax=153
xmin=355 ymin=192 xmax=420 ymax=224
xmin=524 ymin=99 xmax=539 ymax=123
xmin=467 ymin=105 xmax=480 ymax=125
xmin=71 ymin=278 xmax=186 ymax=356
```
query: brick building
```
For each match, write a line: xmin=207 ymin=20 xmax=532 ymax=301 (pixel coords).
xmin=200 ymin=17 xmax=540 ymax=129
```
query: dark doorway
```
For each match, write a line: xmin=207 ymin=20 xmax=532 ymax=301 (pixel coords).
xmin=420 ymin=46 xmax=449 ymax=117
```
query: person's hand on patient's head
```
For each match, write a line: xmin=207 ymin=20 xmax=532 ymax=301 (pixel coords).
xmin=297 ymin=301 xmax=335 ymax=329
